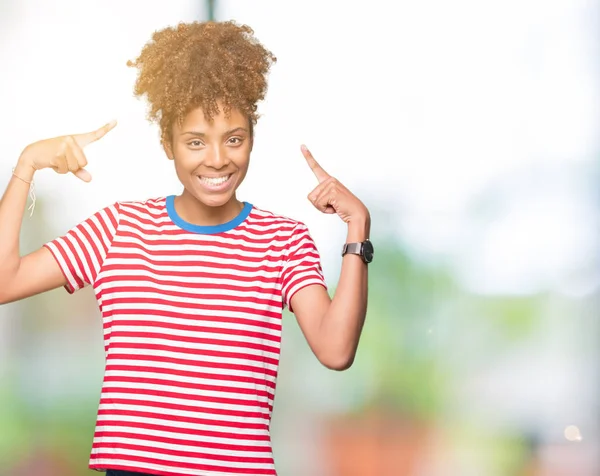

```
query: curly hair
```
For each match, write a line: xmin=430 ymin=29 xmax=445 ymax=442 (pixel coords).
xmin=127 ymin=21 xmax=277 ymax=144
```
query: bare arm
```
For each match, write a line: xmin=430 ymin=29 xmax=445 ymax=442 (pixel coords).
xmin=289 ymin=145 xmax=371 ymax=371
xmin=0 ymin=120 xmax=117 ymax=305
xmin=291 ymin=218 xmax=369 ymax=371
xmin=0 ymin=163 xmax=67 ymax=304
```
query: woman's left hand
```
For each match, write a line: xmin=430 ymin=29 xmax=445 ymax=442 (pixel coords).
xmin=301 ymin=144 xmax=370 ymax=227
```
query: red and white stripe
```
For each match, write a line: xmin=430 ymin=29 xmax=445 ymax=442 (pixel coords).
xmin=44 ymin=197 xmax=326 ymax=476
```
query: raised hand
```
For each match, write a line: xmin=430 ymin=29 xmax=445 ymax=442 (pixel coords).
xmin=301 ymin=144 xmax=370 ymax=226
xmin=17 ymin=120 xmax=117 ymax=182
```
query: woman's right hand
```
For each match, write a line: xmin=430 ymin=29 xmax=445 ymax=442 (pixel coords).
xmin=16 ymin=120 xmax=117 ymax=182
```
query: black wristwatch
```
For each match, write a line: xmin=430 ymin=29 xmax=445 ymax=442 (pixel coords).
xmin=342 ymin=239 xmax=374 ymax=264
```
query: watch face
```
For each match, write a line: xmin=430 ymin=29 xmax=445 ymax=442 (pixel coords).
xmin=363 ymin=240 xmax=374 ymax=263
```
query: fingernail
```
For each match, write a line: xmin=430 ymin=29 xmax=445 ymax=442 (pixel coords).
xmin=301 ymin=144 xmax=308 ymax=152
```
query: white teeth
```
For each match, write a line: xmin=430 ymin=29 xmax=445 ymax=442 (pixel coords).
xmin=200 ymin=175 xmax=230 ymax=186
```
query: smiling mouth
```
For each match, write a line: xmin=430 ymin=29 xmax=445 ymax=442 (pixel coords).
xmin=198 ymin=174 xmax=233 ymax=186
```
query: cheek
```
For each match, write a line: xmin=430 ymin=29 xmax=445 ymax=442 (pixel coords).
xmin=235 ymin=156 xmax=250 ymax=178
xmin=172 ymin=160 xmax=188 ymax=184
xmin=172 ymin=151 xmax=198 ymax=181
xmin=173 ymin=147 xmax=199 ymax=169
xmin=172 ymin=142 xmax=188 ymax=160
xmin=235 ymin=145 xmax=251 ymax=169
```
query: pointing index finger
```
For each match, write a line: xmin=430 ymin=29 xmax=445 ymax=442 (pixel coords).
xmin=75 ymin=120 xmax=118 ymax=148
xmin=301 ymin=144 xmax=330 ymax=184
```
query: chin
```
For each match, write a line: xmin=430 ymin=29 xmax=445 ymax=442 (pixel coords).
xmin=198 ymin=194 xmax=234 ymax=208
xmin=189 ymin=184 xmax=237 ymax=208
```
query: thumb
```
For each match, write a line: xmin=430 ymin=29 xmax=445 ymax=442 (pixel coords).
xmin=73 ymin=168 xmax=92 ymax=182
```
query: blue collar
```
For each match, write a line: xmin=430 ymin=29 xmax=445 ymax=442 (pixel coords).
xmin=166 ymin=195 xmax=253 ymax=234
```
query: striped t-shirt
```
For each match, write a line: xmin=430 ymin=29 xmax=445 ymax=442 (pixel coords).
xmin=44 ymin=196 xmax=327 ymax=476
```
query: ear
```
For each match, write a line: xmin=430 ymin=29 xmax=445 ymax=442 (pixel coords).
xmin=162 ymin=140 xmax=174 ymax=161
xmin=248 ymin=119 xmax=254 ymax=152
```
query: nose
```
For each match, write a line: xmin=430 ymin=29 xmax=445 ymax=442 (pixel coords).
xmin=203 ymin=144 xmax=230 ymax=169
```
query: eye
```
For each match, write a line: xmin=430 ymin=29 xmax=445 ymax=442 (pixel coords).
xmin=227 ymin=137 xmax=243 ymax=146
xmin=188 ymin=140 xmax=204 ymax=147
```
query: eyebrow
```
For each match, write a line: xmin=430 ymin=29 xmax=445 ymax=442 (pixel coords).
xmin=181 ymin=127 xmax=248 ymax=137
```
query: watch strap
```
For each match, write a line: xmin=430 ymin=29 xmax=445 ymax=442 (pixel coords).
xmin=342 ymin=242 xmax=362 ymax=256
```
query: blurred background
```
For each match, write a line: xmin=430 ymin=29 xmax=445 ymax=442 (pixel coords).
xmin=1 ymin=0 xmax=599 ymax=474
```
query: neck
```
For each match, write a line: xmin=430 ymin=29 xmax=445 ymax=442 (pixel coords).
xmin=175 ymin=190 xmax=244 ymax=227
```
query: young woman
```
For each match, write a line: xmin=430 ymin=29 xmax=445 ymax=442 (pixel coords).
xmin=0 ymin=21 xmax=373 ymax=476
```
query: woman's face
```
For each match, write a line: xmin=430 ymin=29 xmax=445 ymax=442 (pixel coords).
xmin=165 ymin=103 xmax=253 ymax=208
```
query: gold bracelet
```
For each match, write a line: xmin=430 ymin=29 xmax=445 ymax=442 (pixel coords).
xmin=11 ymin=168 xmax=36 ymax=216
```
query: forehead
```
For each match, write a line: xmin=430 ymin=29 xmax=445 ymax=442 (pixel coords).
xmin=176 ymin=105 xmax=248 ymax=131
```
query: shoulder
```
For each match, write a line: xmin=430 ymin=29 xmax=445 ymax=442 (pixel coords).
xmin=115 ymin=196 xmax=167 ymax=214
xmin=93 ymin=197 xmax=168 ymax=233
xmin=111 ymin=196 xmax=169 ymax=221
xmin=247 ymin=205 xmax=311 ymax=237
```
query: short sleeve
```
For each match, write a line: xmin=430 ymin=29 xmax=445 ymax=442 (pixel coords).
xmin=281 ymin=222 xmax=327 ymax=311
xmin=43 ymin=203 xmax=120 ymax=294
